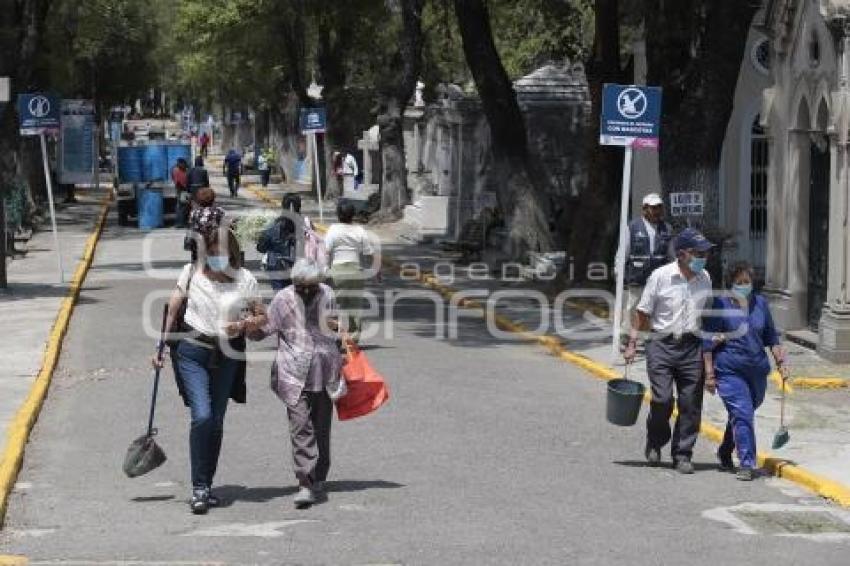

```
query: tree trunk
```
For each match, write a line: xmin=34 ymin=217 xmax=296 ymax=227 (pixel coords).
xmin=377 ymin=0 xmax=425 ymax=217
xmin=645 ymin=0 xmax=758 ymax=231
xmin=453 ymin=0 xmax=554 ymax=258
xmin=567 ymin=0 xmax=625 ymax=284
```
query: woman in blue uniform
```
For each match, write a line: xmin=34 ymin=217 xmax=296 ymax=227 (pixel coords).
xmin=702 ymin=262 xmax=789 ymax=481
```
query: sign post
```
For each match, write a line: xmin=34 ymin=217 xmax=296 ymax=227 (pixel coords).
xmin=18 ymin=93 xmax=63 ymax=283
xmin=600 ymin=84 xmax=663 ymax=360
xmin=300 ymin=107 xmax=327 ymax=224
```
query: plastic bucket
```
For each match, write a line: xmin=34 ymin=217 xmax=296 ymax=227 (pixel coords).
xmin=606 ymin=379 xmax=646 ymax=427
xmin=141 ymin=145 xmax=167 ymax=182
xmin=117 ymin=146 xmax=144 ymax=183
xmin=137 ymin=186 xmax=164 ymax=230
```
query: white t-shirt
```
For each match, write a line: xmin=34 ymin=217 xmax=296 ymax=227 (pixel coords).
xmin=637 ymin=261 xmax=712 ymax=335
xmin=177 ymin=264 xmax=261 ymax=337
xmin=324 ymin=223 xmax=375 ymax=265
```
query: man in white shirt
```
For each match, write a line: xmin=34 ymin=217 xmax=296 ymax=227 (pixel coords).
xmin=624 ymin=228 xmax=714 ymax=474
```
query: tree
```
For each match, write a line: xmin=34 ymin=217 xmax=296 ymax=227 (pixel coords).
xmin=565 ymin=0 xmax=629 ymax=284
xmin=453 ymin=0 xmax=554 ymax=258
xmin=377 ymin=0 xmax=426 ymax=217
xmin=644 ymin=0 xmax=758 ymax=229
xmin=0 ymin=0 xmax=53 ymax=289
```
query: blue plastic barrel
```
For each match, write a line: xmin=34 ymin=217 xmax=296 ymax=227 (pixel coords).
xmin=117 ymin=147 xmax=144 ymax=183
xmin=141 ymin=145 xmax=168 ymax=182
xmin=137 ymin=186 xmax=164 ymax=230
xmin=166 ymin=144 xmax=192 ymax=178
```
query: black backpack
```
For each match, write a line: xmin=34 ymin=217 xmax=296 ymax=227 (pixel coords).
xmin=264 ymin=218 xmax=297 ymax=271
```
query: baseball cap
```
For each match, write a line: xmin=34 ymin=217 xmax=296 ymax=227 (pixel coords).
xmin=675 ymin=228 xmax=714 ymax=252
xmin=642 ymin=193 xmax=664 ymax=207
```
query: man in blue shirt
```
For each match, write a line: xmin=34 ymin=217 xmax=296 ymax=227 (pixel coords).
xmin=223 ymin=149 xmax=242 ymax=197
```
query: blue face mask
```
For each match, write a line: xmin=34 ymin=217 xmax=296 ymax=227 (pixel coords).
xmin=732 ymin=283 xmax=753 ymax=298
xmin=689 ymin=257 xmax=707 ymax=273
xmin=206 ymin=255 xmax=230 ymax=272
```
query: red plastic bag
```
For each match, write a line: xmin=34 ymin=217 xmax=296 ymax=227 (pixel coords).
xmin=336 ymin=340 xmax=389 ymax=420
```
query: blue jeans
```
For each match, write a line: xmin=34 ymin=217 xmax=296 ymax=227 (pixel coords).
xmin=176 ymin=341 xmax=238 ymax=489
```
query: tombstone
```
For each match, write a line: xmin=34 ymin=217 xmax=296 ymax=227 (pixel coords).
xmin=353 ymin=125 xmax=380 ymax=200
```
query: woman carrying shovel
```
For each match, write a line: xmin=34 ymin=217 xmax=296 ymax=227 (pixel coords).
xmin=702 ymin=261 xmax=789 ymax=481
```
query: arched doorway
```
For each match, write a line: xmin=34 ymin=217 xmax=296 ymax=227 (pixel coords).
xmin=808 ymin=100 xmax=831 ymax=330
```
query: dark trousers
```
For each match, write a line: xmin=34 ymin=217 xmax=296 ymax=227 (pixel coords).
xmin=174 ymin=191 xmax=189 ymax=228
xmin=287 ymin=391 xmax=333 ymax=487
xmin=176 ymin=341 xmax=238 ymax=489
xmin=226 ymin=173 xmax=240 ymax=196
xmin=645 ymin=336 xmax=704 ymax=460
xmin=261 ymin=169 xmax=271 ymax=187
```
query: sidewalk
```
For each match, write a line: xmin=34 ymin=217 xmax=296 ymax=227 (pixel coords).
xmin=243 ymin=182 xmax=850 ymax=505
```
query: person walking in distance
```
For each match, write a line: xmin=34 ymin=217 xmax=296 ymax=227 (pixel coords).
xmin=624 ymin=228 xmax=714 ymax=474
xmin=172 ymin=158 xmax=190 ymax=228
xmin=223 ymin=148 xmax=242 ymax=198
xmin=623 ymin=193 xmax=673 ymax=341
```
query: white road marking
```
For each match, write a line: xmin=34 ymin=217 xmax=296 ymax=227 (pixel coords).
xmin=153 ymin=482 xmax=176 ymax=488
xmin=5 ymin=528 xmax=57 ymax=538
xmin=181 ymin=520 xmax=319 ymax=538
xmin=13 ymin=482 xmax=33 ymax=491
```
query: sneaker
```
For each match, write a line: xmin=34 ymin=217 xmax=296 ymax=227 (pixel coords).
xmin=207 ymin=491 xmax=220 ymax=508
xmin=190 ymin=488 xmax=209 ymax=515
xmin=645 ymin=446 xmax=661 ymax=467
xmin=294 ymin=486 xmax=316 ymax=509
xmin=675 ymin=458 xmax=694 ymax=475
xmin=736 ymin=468 xmax=755 ymax=481
xmin=718 ymin=452 xmax=734 ymax=472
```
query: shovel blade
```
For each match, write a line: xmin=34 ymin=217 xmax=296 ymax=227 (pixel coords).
xmin=771 ymin=427 xmax=790 ymax=450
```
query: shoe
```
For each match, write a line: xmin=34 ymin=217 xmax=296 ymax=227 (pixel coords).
xmin=736 ymin=468 xmax=755 ymax=481
xmin=190 ymin=488 xmax=209 ymax=515
xmin=675 ymin=458 xmax=694 ymax=475
xmin=645 ymin=446 xmax=661 ymax=467
xmin=718 ymin=451 xmax=734 ymax=472
xmin=206 ymin=490 xmax=220 ymax=508
xmin=294 ymin=486 xmax=316 ymax=509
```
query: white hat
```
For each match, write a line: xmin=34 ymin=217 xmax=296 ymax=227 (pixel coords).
xmin=642 ymin=193 xmax=664 ymax=206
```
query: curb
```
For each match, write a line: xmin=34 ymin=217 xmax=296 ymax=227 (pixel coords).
xmin=403 ymin=268 xmax=850 ymax=507
xmin=0 ymin=192 xmax=113 ymax=527
xmin=242 ymin=185 xmax=850 ymax=506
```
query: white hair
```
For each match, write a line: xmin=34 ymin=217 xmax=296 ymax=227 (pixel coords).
xmin=291 ymin=258 xmax=325 ymax=285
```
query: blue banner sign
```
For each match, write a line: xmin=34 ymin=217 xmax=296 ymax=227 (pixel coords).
xmin=300 ymin=107 xmax=327 ymax=134
xmin=18 ymin=93 xmax=60 ymax=135
xmin=600 ymin=84 xmax=662 ymax=148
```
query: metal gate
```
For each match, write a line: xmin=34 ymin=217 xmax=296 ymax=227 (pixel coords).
xmin=808 ymin=138 xmax=830 ymax=330
xmin=749 ymin=118 xmax=769 ymax=279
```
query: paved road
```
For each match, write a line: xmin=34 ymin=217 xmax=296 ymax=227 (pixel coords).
xmin=2 ymin=191 xmax=850 ymax=564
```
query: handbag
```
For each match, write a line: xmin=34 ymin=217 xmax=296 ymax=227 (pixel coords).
xmin=336 ymin=338 xmax=389 ymax=421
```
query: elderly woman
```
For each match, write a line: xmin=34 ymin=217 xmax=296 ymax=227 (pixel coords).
xmin=247 ymin=258 xmax=347 ymax=509
xmin=156 ymin=224 xmax=264 ymax=514
xmin=702 ymin=261 xmax=789 ymax=481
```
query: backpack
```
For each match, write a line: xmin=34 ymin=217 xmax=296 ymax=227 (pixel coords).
xmin=263 ymin=218 xmax=297 ymax=272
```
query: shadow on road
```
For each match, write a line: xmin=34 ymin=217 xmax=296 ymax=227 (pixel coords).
xmin=613 ymin=459 xmax=721 ymax=472
xmin=325 ymin=479 xmax=405 ymax=493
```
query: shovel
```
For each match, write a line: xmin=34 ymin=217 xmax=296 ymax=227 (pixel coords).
xmin=123 ymin=304 xmax=169 ymax=477
xmin=772 ymin=370 xmax=790 ymax=450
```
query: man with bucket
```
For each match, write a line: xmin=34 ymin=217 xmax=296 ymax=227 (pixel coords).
xmin=623 ymin=228 xmax=714 ymax=474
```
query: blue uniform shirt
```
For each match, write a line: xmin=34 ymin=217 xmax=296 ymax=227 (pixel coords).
xmin=702 ymin=294 xmax=780 ymax=377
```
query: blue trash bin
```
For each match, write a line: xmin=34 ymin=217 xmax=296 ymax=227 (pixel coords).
xmin=137 ymin=185 xmax=164 ymax=230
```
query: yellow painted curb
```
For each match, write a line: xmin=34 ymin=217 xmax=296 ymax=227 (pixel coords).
xmin=0 ymin=192 xmax=112 ymax=527
xmin=0 ymin=555 xmax=28 ymax=565
xmin=242 ymin=187 xmax=850 ymax=506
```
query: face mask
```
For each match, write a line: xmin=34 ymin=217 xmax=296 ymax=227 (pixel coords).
xmin=732 ymin=284 xmax=753 ymax=298
xmin=206 ymin=255 xmax=230 ymax=272
xmin=689 ymin=257 xmax=707 ymax=273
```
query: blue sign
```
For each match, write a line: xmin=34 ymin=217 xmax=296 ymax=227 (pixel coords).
xmin=300 ymin=107 xmax=327 ymax=134
xmin=600 ymin=84 xmax=662 ymax=148
xmin=17 ymin=93 xmax=60 ymax=135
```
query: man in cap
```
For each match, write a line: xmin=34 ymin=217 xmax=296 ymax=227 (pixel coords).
xmin=624 ymin=228 xmax=714 ymax=474
xmin=622 ymin=193 xmax=674 ymax=334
